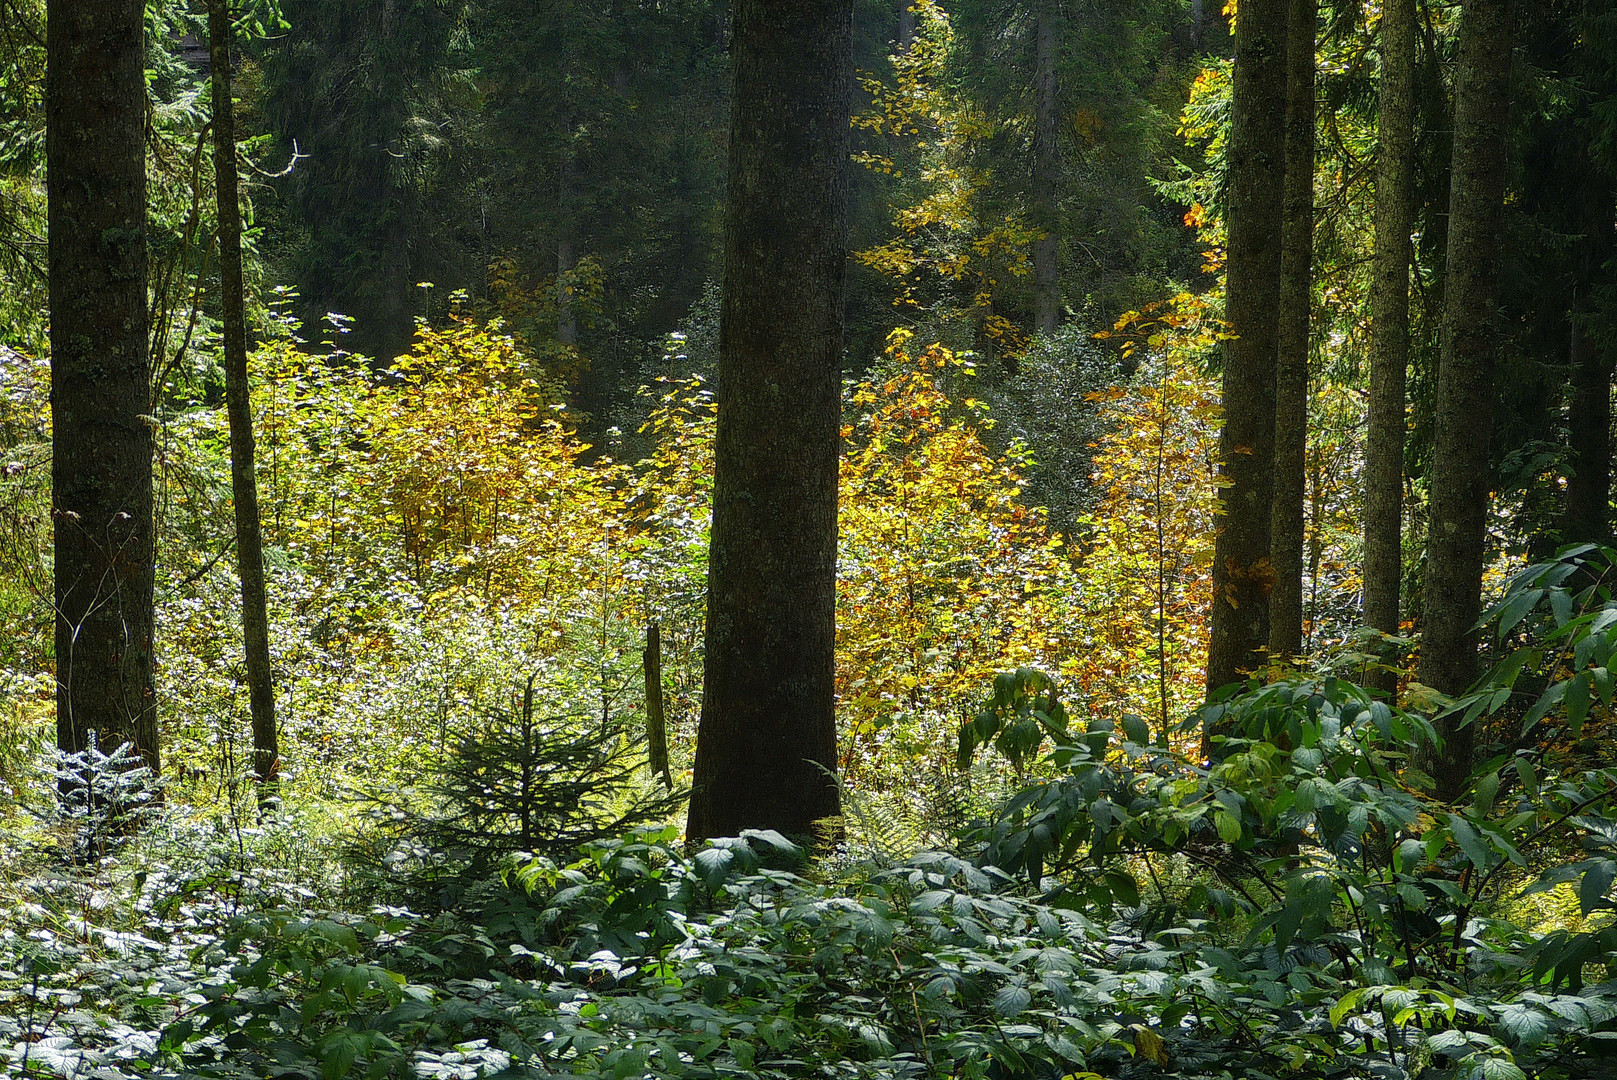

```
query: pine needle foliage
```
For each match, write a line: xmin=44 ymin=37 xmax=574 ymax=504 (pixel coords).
xmin=398 ymin=678 xmax=684 ymax=875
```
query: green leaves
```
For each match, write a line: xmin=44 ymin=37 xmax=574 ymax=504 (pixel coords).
xmin=957 ymin=666 xmax=1072 ymax=771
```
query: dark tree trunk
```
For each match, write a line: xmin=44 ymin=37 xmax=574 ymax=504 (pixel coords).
xmin=1417 ymin=0 xmax=1512 ymax=801
xmin=1562 ymin=182 xmax=1616 ymax=547
xmin=898 ymin=0 xmax=915 ymax=52
xmin=557 ymin=151 xmax=580 ymax=347
xmin=209 ymin=0 xmax=279 ymax=796
xmin=1363 ymin=0 xmax=1417 ymax=698
xmin=686 ymin=0 xmax=850 ymax=845
xmin=48 ymin=0 xmax=157 ymax=772
xmin=1204 ymin=0 xmax=1287 ymax=708
xmin=1268 ymin=0 xmax=1316 ymax=664
xmin=1031 ymin=1 xmax=1060 ymax=336
xmin=1563 ymin=320 xmax=1612 ymax=545
xmin=643 ymin=620 xmax=673 ymax=789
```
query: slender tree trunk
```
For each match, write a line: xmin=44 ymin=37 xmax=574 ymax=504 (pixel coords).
xmin=1362 ymin=0 xmax=1417 ymax=698
xmin=209 ymin=0 xmax=279 ymax=797
xmin=48 ymin=0 xmax=157 ymax=773
xmin=557 ymin=151 xmax=579 ymax=347
xmin=1204 ymin=0 xmax=1287 ymax=712
xmin=1032 ymin=0 xmax=1060 ymax=336
xmin=1268 ymin=0 xmax=1316 ymax=664
xmin=898 ymin=0 xmax=915 ymax=52
xmin=1417 ymin=0 xmax=1512 ymax=801
xmin=1563 ymin=320 xmax=1612 ymax=545
xmin=686 ymin=0 xmax=850 ymax=845
xmin=1562 ymin=182 xmax=1616 ymax=547
xmin=643 ymin=620 xmax=673 ymax=789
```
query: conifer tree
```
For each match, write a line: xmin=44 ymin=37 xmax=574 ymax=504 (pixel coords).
xmin=47 ymin=0 xmax=157 ymax=771
xmin=686 ymin=0 xmax=852 ymax=844
xmin=1205 ymin=0 xmax=1288 ymax=705
xmin=1418 ymin=0 xmax=1513 ymax=799
xmin=1362 ymin=0 xmax=1417 ymax=697
xmin=1268 ymin=0 xmax=1316 ymax=664
xmin=209 ymin=0 xmax=279 ymax=795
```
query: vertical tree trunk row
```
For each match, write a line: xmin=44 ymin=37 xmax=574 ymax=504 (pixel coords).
xmin=1362 ymin=0 xmax=1417 ymax=697
xmin=1418 ymin=0 xmax=1513 ymax=800
xmin=1205 ymin=0 xmax=1288 ymax=707
xmin=1268 ymin=0 xmax=1316 ymax=665
xmin=47 ymin=0 xmax=157 ymax=772
xmin=1031 ymin=0 xmax=1060 ymax=337
xmin=687 ymin=0 xmax=851 ymax=844
xmin=209 ymin=0 xmax=280 ymax=796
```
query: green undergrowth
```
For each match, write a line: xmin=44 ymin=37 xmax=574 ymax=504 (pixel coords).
xmin=10 ymin=549 xmax=1617 ymax=1078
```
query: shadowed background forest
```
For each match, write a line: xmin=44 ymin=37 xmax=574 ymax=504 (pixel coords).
xmin=5 ymin=1 xmax=1617 ymax=1078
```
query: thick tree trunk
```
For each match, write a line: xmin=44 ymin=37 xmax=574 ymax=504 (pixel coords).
xmin=1417 ymin=0 xmax=1512 ymax=801
xmin=1031 ymin=1 xmax=1060 ymax=336
xmin=1204 ymin=0 xmax=1287 ymax=708
xmin=209 ymin=0 xmax=279 ymax=796
xmin=686 ymin=0 xmax=850 ymax=844
xmin=898 ymin=0 xmax=914 ymax=53
xmin=1362 ymin=0 xmax=1417 ymax=698
xmin=1563 ymin=320 xmax=1612 ymax=545
xmin=1268 ymin=0 xmax=1316 ymax=664
xmin=47 ymin=0 xmax=157 ymax=773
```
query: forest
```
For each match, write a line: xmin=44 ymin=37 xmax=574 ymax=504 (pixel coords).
xmin=2 ymin=0 xmax=1617 ymax=1076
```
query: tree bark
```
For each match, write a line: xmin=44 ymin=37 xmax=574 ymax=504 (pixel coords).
xmin=209 ymin=0 xmax=279 ymax=797
xmin=47 ymin=0 xmax=157 ymax=773
xmin=1204 ymin=0 xmax=1287 ymax=708
xmin=1563 ymin=319 xmax=1612 ymax=545
xmin=557 ymin=150 xmax=580 ymax=347
xmin=1362 ymin=0 xmax=1417 ymax=698
xmin=1561 ymin=181 xmax=1616 ymax=547
xmin=1031 ymin=0 xmax=1060 ymax=336
xmin=898 ymin=0 xmax=915 ymax=53
xmin=1417 ymin=0 xmax=1512 ymax=801
xmin=643 ymin=620 xmax=673 ymax=789
xmin=1268 ymin=0 xmax=1316 ymax=664
xmin=686 ymin=0 xmax=850 ymax=844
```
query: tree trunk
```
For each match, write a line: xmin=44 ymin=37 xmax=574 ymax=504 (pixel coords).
xmin=1268 ymin=0 xmax=1316 ymax=665
xmin=898 ymin=0 xmax=914 ymax=52
xmin=643 ymin=620 xmax=673 ymax=789
xmin=1362 ymin=0 xmax=1417 ymax=698
xmin=686 ymin=0 xmax=850 ymax=845
xmin=47 ymin=0 xmax=157 ymax=773
xmin=1417 ymin=0 xmax=1512 ymax=801
xmin=209 ymin=0 xmax=279 ymax=797
xmin=557 ymin=151 xmax=579 ymax=347
xmin=1204 ymin=0 xmax=1287 ymax=709
xmin=1563 ymin=319 xmax=1612 ymax=545
xmin=1031 ymin=0 xmax=1060 ymax=336
xmin=1562 ymin=181 xmax=1616 ymax=547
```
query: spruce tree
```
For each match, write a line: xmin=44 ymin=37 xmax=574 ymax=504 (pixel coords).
xmin=47 ymin=0 xmax=157 ymax=772
xmin=686 ymin=0 xmax=852 ymax=844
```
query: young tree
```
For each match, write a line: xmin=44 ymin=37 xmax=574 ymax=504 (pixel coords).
xmin=209 ymin=0 xmax=279 ymax=795
xmin=686 ymin=0 xmax=852 ymax=843
xmin=1362 ymin=0 xmax=1417 ymax=697
xmin=1418 ymin=0 xmax=1512 ymax=799
xmin=47 ymin=0 xmax=157 ymax=771
xmin=1268 ymin=0 xmax=1316 ymax=663
xmin=1205 ymin=0 xmax=1288 ymax=701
